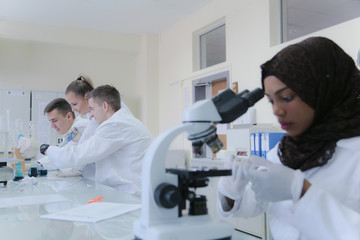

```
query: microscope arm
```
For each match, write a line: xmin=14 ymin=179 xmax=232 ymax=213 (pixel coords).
xmin=138 ymin=122 xmax=213 ymax=227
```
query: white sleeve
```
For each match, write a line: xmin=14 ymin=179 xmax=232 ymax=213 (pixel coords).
xmin=46 ymin=121 xmax=129 ymax=170
xmin=217 ymin=184 xmax=268 ymax=218
xmin=37 ymin=156 xmax=58 ymax=171
xmin=292 ymin=185 xmax=360 ymax=240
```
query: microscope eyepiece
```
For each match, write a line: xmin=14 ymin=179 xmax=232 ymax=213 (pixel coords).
xmin=212 ymin=88 xmax=264 ymax=123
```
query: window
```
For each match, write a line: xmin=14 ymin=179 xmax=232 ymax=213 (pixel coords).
xmin=193 ymin=18 xmax=226 ymax=71
xmin=199 ymin=24 xmax=226 ymax=69
xmin=280 ymin=0 xmax=360 ymax=42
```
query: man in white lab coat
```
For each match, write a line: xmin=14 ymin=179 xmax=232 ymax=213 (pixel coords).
xmin=36 ymin=98 xmax=89 ymax=170
xmin=21 ymin=85 xmax=153 ymax=195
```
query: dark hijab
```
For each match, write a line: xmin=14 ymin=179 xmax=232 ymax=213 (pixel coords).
xmin=261 ymin=37 xmax=360 ymax=171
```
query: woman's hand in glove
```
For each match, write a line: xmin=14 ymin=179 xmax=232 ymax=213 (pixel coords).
xmin=246 ymin=156 xmax=305 ymax=202
xmin=218 ymin=155 xmax=251 ymax=200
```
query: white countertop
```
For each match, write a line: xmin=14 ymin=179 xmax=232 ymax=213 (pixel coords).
xmin=0 ymin=171 xmax=141 ymax=240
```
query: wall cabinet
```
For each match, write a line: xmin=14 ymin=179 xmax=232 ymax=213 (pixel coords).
xmin=0 ymin=88 xmax=65 ymax=156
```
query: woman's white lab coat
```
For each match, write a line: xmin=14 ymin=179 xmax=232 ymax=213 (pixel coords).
xmin=218 ymin=136 xmax=360 ymax=240
xmin=46 ymin=108 xmax=153 ymax=195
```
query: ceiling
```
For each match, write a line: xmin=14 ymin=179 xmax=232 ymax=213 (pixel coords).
xmin=0 ymin=0 xmax=214 ymax=35
xmin=0 ymin=0 xmax=359 ymax=39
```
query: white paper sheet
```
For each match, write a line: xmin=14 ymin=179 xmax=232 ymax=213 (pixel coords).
xmin=40 ymin=202 xmax=141 ymax=223
xmin=0 ymin=194 xmax=69 ymax=208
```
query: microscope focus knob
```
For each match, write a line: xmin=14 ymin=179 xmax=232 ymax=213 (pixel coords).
xmin=154 ymin=183 xmax=181 ymax=209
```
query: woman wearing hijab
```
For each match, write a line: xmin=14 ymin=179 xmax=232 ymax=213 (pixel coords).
xmin=217 ymin=37 xmax=360 ymax=240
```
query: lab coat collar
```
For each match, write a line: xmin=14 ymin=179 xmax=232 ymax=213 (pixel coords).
xmin=336 ymin=136 xmax=360 ymax=151
xmin=63 ymin=120 xmax=76 ymax=136
xmin=98 ymin=109 xmax=124 ymax=126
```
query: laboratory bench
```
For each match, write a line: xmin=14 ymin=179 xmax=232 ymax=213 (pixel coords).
xmin=0 ymin=171 xmax=141 ymax=240
xmin=0 ymin=170 xmax=262 ymax=240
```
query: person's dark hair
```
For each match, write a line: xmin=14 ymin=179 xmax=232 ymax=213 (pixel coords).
xmin=260 ymin=36 xmax=360 ymax=171
xmin=65 ymin=75 xmax=94 ymax=97
xmin=87 ymin=85 xmax=121 ymax=112
xmin=44 ymin=98 xmax=75 ymax=119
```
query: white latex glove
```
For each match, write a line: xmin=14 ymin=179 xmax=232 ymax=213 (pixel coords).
xmin=218 ymin=155 xmax=251 ymax=200
xmin=246 ymin=156 xmax=305 ymax=202
xmin=18 ymin=137 xmax=42 ymax=159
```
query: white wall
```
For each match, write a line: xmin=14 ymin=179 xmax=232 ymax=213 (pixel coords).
xmin=135 ymin=34 xmax=159 ymax=137
xmin=0 ymin=20 xmax=143 ymax=120
xmin=157 ymin=0 xmax=360 ymax=150
xmin=0 ymin=38 xmax=136 ymax=90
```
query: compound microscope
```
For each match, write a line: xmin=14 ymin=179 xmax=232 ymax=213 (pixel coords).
xmin=133 ymin=88 xmax=264 ymax=240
